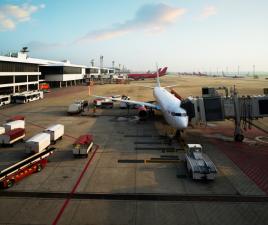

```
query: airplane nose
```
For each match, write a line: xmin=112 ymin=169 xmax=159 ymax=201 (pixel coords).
xmin=176 ymin=117 xmax=188 ymax=129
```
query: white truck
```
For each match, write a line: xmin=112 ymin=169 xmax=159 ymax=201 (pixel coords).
xmin=185 ymin=144 xmax=217 ymax=180
xmin=72 ymin=134 xmax=94 ymax=157
xmin=25 ymin=133 xmax=51 ymax=154
xmin=11 ymin=91 xmax=43 ymax=104
xmin=43 ymin=124 xmax=64 ymax=144
xmin=4 ymin=120 xmax=25 ymax=132
xmin=0 ymin=95 xmax=11 ymax=107
xmin=67 ymin=100 xmax=87 ymax=114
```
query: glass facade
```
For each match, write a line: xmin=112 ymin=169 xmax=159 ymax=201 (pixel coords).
xmin=0 ymin=61 xmax=39 ymax=72
xmin=0 ymin=76 xmax=13 ymax=84
xmin=39 ymin=66 xmax=63 ymax=75
xmin=28 ymin=75 xmax=38 ymax=82
xmin=40 ymin=66 xmax=82 ymax=75
xmin=64 ymin=66 xmax=82 ymax=74
xmin=15 ymin=76 xmax=27 ymax=83
xmin=86 ymin=68 xmax=99 ymax=74
xmin=100 ymin=69 xmax=108 ymax=74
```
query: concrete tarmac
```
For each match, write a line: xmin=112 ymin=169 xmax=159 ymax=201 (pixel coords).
xmin=0 ymin=85 xmax=267 ymax=225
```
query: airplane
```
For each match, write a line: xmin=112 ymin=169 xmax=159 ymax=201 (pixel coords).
xmin=128 ymin=67 xmax=168 ymax=80
xmin=94 ymin=66 xmax=188 ymax=132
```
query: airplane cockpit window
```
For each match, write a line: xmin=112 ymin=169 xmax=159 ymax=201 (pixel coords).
xmin=171 ymin=112 xmax=187 ymax=117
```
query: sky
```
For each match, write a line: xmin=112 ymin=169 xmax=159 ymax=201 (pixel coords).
xmin=0 ymin=0 xmax=268 ymax=73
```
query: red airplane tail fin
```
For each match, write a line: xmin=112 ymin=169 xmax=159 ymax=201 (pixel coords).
xmin=159 ymin=67 xmax=168 ymax=76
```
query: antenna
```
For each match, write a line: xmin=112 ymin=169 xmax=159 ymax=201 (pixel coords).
xmin=90 ymin=59 xmax=94 ymax=67
xmin=20 ymin=47 xmax=29 ymax=53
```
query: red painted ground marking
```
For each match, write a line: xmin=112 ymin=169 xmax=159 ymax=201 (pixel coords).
xmin=210 ymin=138 xmax=268 ymax=195
xmin=51 ymin=145 xmax=99 ymax=225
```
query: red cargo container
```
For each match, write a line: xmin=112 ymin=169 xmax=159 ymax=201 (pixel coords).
xmin=74 ymin=134 xmax=93 ymax=145
xmin=8 ymin=128 xmax=25 ymax=141
xmin=73 ymin=134 xmax=94 ymax=157
xmin=6 ymin=115 xmax=25 ymax=122
xmin=0 ymin=128 xmax=25 ymax=145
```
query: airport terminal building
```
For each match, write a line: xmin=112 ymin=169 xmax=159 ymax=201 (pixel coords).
xmin=0 ymin=53 xmax=41 ymax=94
xmin=39 ymin=61 xmax=86 ymax=88
xmin=0 ymin=51 xmax=86 ymax=94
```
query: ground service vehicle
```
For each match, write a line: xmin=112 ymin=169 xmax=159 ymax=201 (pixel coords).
xmin=0 ymin=148 xmax=54 ymax=188
xmin=39 ymin=83 xmax=50 ymax=93
xmin=185 ymin=144 xmax=217 ymax=180
xmin=0 ymin=95 xmax=11 ymax=107
xmin=67 ymin=100 xmax=87 ymax=114
xmin=73 ymin=134 xmax=94 ymax=157
xmin=11 ymin=91 xmax=44 ymax=104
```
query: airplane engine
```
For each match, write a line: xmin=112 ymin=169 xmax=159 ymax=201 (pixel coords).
xmin=138 ymin=106 xmax=148 ymax=120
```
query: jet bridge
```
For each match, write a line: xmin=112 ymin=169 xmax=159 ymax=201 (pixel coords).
xmin=180 ymin=87 xmax=268 ymax=142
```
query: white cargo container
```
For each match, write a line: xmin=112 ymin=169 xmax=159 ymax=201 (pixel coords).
xmin=4 ymin=120 xmax=25 ymax=132
xmin=44 ymin=124 xmax=64 ymax=143
xmin=0 ymin=127 xmax=5 ymax=135
xmin=25 ymin=133 xmax=51 ymax=154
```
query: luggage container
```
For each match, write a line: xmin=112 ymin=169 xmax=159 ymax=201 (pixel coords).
xmin=6 ymin=115 xmax=25 ymax=122
xmin=0 ymin=128 xmax=25 ymax=145
xmin=4 ymin=120 xmax=25 ymax=132
xmin=25 ymin=133 xmax=51 ymax=154
xmin=0 ymin=127 xmax=5 ymax=135
xmin=43 ymin=124 xmax=64 ymax=143
xmin=73 ymin=134 xmax=94 ymax=157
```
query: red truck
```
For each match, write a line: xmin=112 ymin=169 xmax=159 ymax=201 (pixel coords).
xmin=39 ymin=83 xmax=50 ymax=93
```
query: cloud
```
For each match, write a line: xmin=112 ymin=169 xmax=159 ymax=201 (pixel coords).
xmin=199 ymin=6 xmax=217 ymax=19
xmin=0 ymin=3 xmax=45 ymax=31
xmin=76 ymin=3 xmax=186 ymax=42
xmin=27 ymin=41 xmax=64 ymax=51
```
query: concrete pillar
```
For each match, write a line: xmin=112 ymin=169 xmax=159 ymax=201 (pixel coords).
xmin=65 ymin=81 xmax=67 ymax=87
xmin=74 ymin=80 xmax=76 ymax=86
xmin=26 ymin=75 xmax=29 ymax=91
xmin=59 ymin=81 xmax=62 ymax=88
xmin=13 ymin=75 xmax=15 ymax=94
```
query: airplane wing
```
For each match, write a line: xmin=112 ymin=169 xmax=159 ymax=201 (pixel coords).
xmin=93 ymin=95 xmax=161 ymax=110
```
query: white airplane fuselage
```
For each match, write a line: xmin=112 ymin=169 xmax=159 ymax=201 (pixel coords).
xmin=153 ymin=87 xmax=188 ymax=130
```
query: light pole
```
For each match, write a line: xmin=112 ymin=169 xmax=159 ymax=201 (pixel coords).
xmin=90 ymin=59 xmax=94 ymax=67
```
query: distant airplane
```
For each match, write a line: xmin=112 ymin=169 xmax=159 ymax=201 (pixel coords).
xmin=94 ymin=66 xmax=188 ymax=132
xmin=128 ymin=67 xmax=168 ymax=80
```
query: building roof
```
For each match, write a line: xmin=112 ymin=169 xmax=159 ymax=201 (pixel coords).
xmin=41 ymin=62 xmax=86 ymax=68
xmin=0 ymin=52 xmax=86 ymax=68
